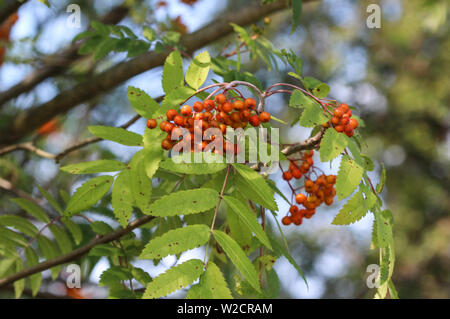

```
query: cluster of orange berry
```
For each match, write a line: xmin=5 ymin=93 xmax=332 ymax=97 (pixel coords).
xmin=282 ymin=150 xmax=315 ymax=181
xmin=282 ymin=174 xmax=337 ymax=226
xmin=146 ymin=93 xmax=271 ymax=153
xmin=326 ymin=103 xmax=358 ymax=137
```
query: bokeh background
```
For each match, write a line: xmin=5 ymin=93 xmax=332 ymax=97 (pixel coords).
xmin=0 ymin=0 xmax=449 ymax=298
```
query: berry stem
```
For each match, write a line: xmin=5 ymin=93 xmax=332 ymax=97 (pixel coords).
xmin=203 ymin=164 xmax=232 ymax=267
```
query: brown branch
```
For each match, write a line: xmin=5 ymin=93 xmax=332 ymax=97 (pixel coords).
xmin=0 ymin=0 xmax=302 ymax=146
xmin=0 ymin=141 xmax=55 ymax=158
xmin=281 ymin=126 xmax=325 ymax=156
xmin=0 ymin=0 xmax=23 ymax=25
xmin=0 ymin=4 xmax=130 ymax=107
xmin=0 ymin=215 xmax=154 ymax=289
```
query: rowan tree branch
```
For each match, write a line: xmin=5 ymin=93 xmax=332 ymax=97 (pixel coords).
xmin=0 ymin=0 xmax=23 ymax=25
xmin=0 ymin=0 xmax=301 ymax=146
xmin=0 ymin=215 xmax=154 ymax=288
xmin=0 ymin=4 xmax=130 ymax=107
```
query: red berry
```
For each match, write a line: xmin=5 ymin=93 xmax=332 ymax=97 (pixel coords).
xmin=292 ymin=169 xmax=302 ymax=179
xmin=282 ymin=171 xmax=293 ymax=181
xmin=291 ymin=213 xmax=303 ymax=225
xmin=340 ymin=103 xmax=349 ymax=113
xmin=146 ymin=119 xmax=157 ymax=129
xmin=331 ymin=116 xmax=340 ymax=125
xmin=160 ymin=120 xmax=169 ymax=131
xmin=282 ymin=216 xmax=292 ymax=226
xmin=204 ymin=99 xmax=215 ymax=111
xmin=349 ymin=118 xmax=358 ymax=129
xmin=249 ymin=115 xmax=260 ymax=127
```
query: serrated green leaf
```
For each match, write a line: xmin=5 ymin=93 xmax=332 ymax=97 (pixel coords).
xmin=13 ymin=258 xmax=25 ymax=299
xmin=226 ymin=204 xmax=252 ymax=249
xmin=361 ymin=154 xmax=374 ymax=171
xmin=64 ymin=175 xmax=113 ymax=216
xmin=146 ymin=188 xmax=219 ymax=217
xmin=375 ymin=210 xmax=394 ymax=248
xmin=268 ymin=234 xmax=307 ymax=287
xmin=129 ymin=150 xmax=153 ymax=212
xmin=127 ymin=86 xmax=160 ymax=119
xmin=99 ymin=266 xmax=131 ymax=287
xmin=112 ymin=170 xmax=134 ymax=227
xmin=319 ymin=128 xmax=349 ymax=162
xmin=0 ymin=227 xmax=28 ymax=247
xmin=11 ymin=198 xmax=50 ymax=223
xmin=143 ymin=259 xmax=204 ymax=299
xmin=213 ymin=230 xmax=260 ymax=293
xmin=140 ymin=224 xmax=210 ymax=259
xmin=49 ymin=225 xmax=73 ymax=254
xmin=37 ymin=185 xmax=63 ymax=215
xmin=88 ymin=244 xmax=122 ymax=257
xmin=186 ymin=51 xmax=211 ymax=90
xmin=132 ymin=267 xmax=152 ymax=285
xmin=162 ymin=50 xmax=184 ymax=94
xmin=160 ymin=153 xmax=226 ymax=175
xmin=0 ymin=215 xmax=38 ymax=237
xmin=233 ymin=164 xmax=277 ymax=211
xmin=61 ymin=218 xmax=82 ymax=245
xmin=332 ymin=189 xmax=376 ymax=225
xmin=223 ymin=196 xmax=272 ymax=250
xmin=25 ymin=247 xmax=42 ymax=297
xmin=187 ymin=262 xmax=233 ymax=299
xmin=37 ymin=236 xmax=61 ymax=280
xmin=336 ymin=155 xmax=364 ymax=200
xmin=60 ymin=160 xmax=127 ymax=175
xmin=91 ymin=221 xmax=114 ymax=235
xmin=376 ymin=162 xmax=386 ymax=194
xmin=289 ymin=90 xmax=328 ymax=127
xmin=88 ymin=126 xmax=143 ymax=146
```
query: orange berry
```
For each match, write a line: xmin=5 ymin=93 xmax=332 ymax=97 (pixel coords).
xmin=166 ymin=109 xmax=178 ymax=121
xmin=222 ymin=102 xmax=233 ymax=113
xmin=289 ymin=205 xmax=299 ymax=215
xmin=292 ymin=169 xmax=302 ymax=179
xmin=146 ymin=118 xmax=157 ymax=129
xmin=331 ymin=116 xmax=340 ymax=125
xmin=215 ymin=94 xmax=227 ymax=104
xmin=282 ymin=171 xmax=293 ymax=181
xmin=334 ymin=108 xmax=344 ymax=118
xmin=340 ymin=103 xmax=349 ymax=113
xmin=249 ymin=115 xmax=260 ymax=127
xmin=233 ymin=100 xmax=245 ymax=110
xmin=161 ymin=139 xmax=173 ymax=150
xmin=204 ymin=99 xmax=215 ymax=111
xmin=349 ymin=118 xmax=358 ymax=129
xmin=291 ymin=213 xmax=303 ymax=225
xmin=160 ymin=120 xmax=169 ymax=131
xmin=282 ymin=216 xmax=292 ymax=226
xmin=180 ymin=105 xmax=192 ymax=117
xmin=193 ymin=101 xmax=204 ymax=112
xmin=334 ymin=125 xmax=344 ymax=132
xmin=174 ymin=115 xmax=185 ymax=126
xmin=259 ymin=111 xmax=271 ymax=123
xmin=244 ymin=97 xmax=257 ymax=109
xmin=295 ymin=193 xmax=307 ymax=204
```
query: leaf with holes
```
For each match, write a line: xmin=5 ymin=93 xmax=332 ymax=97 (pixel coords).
xmin=143 ymin=259 xmax=204 ymax=299
xmin=336 ymin=155 xmax=364 ymax=200
xmin=319 ymin=128 xmax=349 ymax=162
xmin=187 ymin=262 xmax=233 ymax=299
xmin=146 ymin=188 xmax=219 ymax=217
xmin=64 ymin=175 xmax=113 ymax=216
xmin=223 ymin=195 xmax=272 ymax=250
xmin=129 ymin=150 xmax=153 ymax=212
xmin=112 ymin=170 xmax=134 ymax=227
xmin=127 ymin=86 xmax=160 ymax=119
xmin=213 ymin=230 xmax=260 ymax=293
xmin=88 ymin=126 xmax=143 ymax=146
xmin=60 ymin=160 xmax=126 ymax=175
xmin=162 ymin=50 xmax=184 ymax=94
xmin=140 ymin=224 xmax=210 ymax=260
